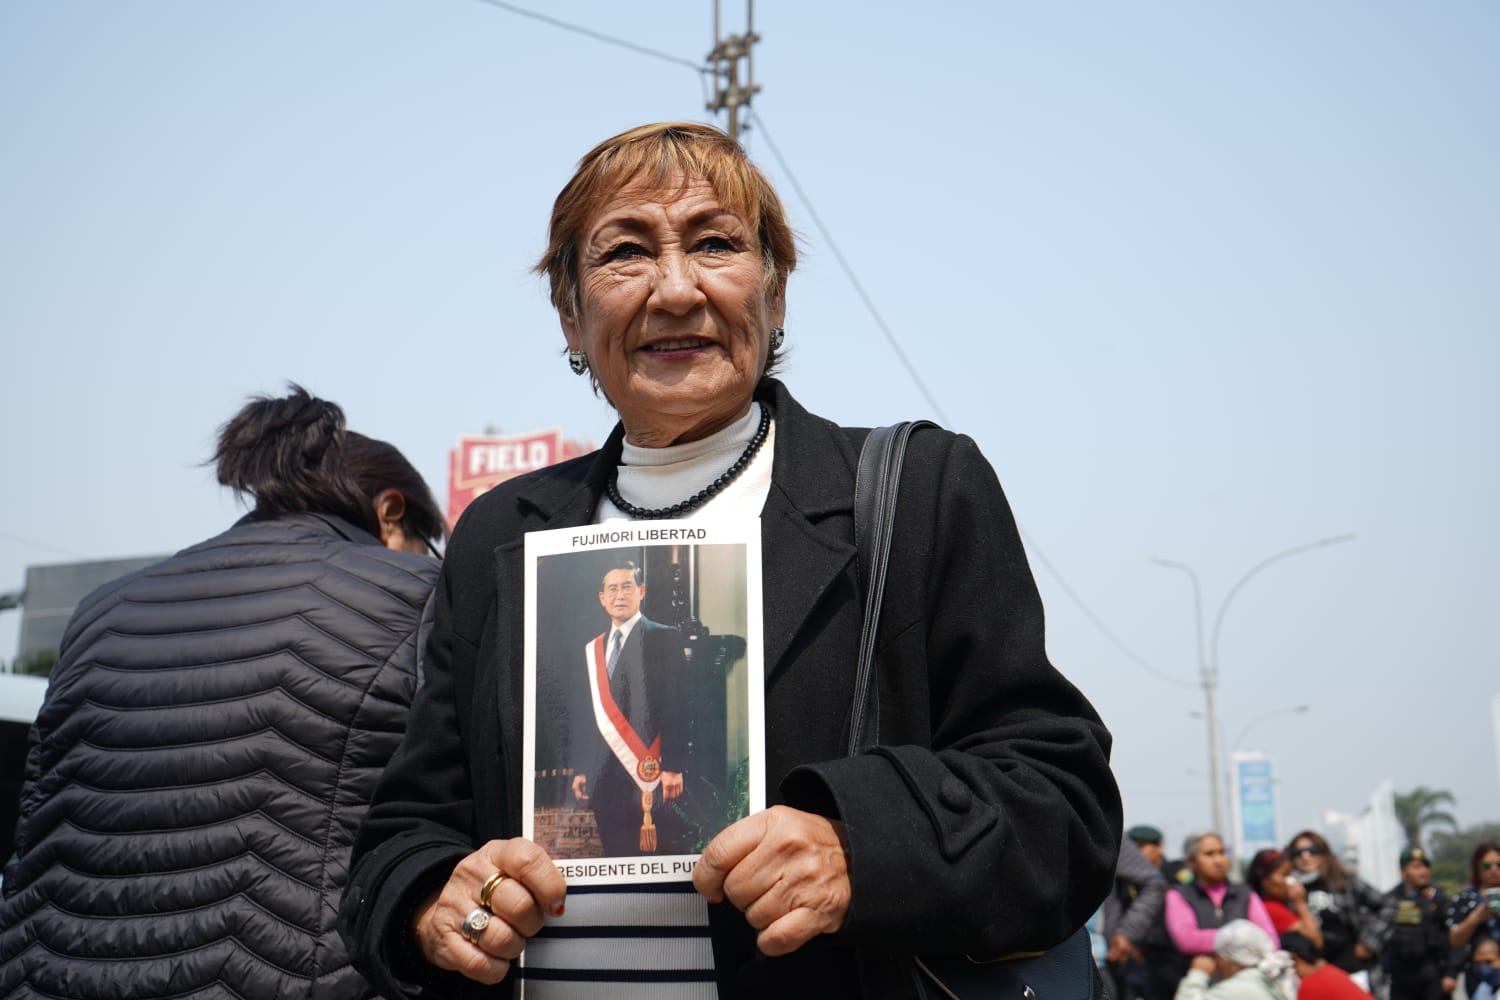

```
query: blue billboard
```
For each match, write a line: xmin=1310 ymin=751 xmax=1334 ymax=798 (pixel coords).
xmin=1233 ymin=753 xmax=1278 ymax=857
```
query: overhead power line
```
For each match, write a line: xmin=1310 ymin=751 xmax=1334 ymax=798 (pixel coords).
xmin=1025 ymin=543 xmax=1196 ymax=689
xmin=0 ymin=530 xmax=87 ymax=560
xmin=469 ymin=0 xmax=707 ymax=74
xmin=463 ymin=2 xmax=1183 ymax=691
xmin=746 ymin=110 xmax=950 ymax=425
xmin=748 ymin=108 xmax=1186 ymax=688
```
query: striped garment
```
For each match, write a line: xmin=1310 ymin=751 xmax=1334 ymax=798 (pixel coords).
xmin=518 ymin=407 xmax=776 ymax=998
xmin=518 ymin=884 xmax=716 ymax=999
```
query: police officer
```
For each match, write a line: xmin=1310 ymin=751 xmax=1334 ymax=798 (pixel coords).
xmin=1104 ymin=831 xmax=1168 ymax=1000
xmin=1116 ymin=825 xmax=1189 ymax=1000
xmin=1376 ymin=847 xmax=1456 ymax=1000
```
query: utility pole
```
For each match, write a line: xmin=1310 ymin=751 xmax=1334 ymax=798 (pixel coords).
xmin=1154 ymin=533 xmax=1353 ymax=835
xmin=706 ymin=0 xmax=759 ymax=141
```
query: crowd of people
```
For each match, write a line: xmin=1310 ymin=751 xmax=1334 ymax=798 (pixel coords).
xmin=0 ymin=119 xmax=1491 ymax=1000
xmin=1102 ymin=825 xmax=1500 ymax=1000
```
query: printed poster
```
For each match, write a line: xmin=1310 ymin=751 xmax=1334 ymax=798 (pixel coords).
xmin=522 ymin=519 xmax=765 ymax=886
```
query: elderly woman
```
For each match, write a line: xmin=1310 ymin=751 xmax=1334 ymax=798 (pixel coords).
xmin=1174 ymin=921 xmax=1295 ymax=1000
xmin=1166 ymin=833 xmax=1279 ymax=958
xmin=339 ymin=122 xmax=1121 ymax=999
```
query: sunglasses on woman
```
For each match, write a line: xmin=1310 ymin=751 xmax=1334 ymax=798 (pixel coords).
xmin=1289 ymin=846 xmax=1324 ymax=858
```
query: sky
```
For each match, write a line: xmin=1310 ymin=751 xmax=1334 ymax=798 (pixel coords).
xmin=3 ymin=1 xmax=1497 ymax=860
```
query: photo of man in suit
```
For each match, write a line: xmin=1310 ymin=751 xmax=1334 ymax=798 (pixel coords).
xmin=569 ymin=559 xmax=691 ymax=856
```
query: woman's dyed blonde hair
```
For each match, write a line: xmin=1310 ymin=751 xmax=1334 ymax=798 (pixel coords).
xmin=534 ymin=122 xmax=797 ymax=375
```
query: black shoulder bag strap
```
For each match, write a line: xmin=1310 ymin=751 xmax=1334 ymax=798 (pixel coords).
xmin=849 ymin=422 xmax=1102 ymax=1000
xmin=848 ymin=419 xmax=935 ymax=756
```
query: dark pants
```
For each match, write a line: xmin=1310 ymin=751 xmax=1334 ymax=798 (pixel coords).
xmin=1388 ymin=969 xmax=1448 ymax=1000
xmin=591 ymin=763 xmax=691 ymax=857
xmin=1121 ymin=947 xmax=1185 ymax=1000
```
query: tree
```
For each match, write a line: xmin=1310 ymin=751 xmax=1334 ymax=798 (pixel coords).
xmin=1432 ymin=823 xmax=1500 ymax=894
xmin=14 ymin=648 xmax=56 ymax=678
xmin=1434 ymin=824 xmax=1500 ymax=865
xmin=1394 ymin=786 xmax=1459 ymax=851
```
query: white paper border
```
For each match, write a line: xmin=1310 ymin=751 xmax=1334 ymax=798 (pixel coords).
xmin=522 ymin=518 xmax=765 ymax=887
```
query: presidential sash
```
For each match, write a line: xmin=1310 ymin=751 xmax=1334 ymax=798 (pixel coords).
xmin=584 ymin=632 xmax=662 ymax=851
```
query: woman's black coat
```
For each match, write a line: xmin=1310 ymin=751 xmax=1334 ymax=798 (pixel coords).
xmin=340 ymin=380 xmax=1122 ymax=998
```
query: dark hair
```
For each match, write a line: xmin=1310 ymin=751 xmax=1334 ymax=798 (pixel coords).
xmin=214 ymin=384 xmax=443 ymax=546
xmin=1285 ymin=829 xmax=1349 ymax=891
xmin=600 ymin=558 xmax=643 ymax=589
xmin=1280 ymin=932 xmax=1321 ymax=964
xmin=1246 ymin=849 xmax=1285 ymax=897
xmin=343 ymin=433 xmax=445 ymax=547
xmin=1471 ymin=842 xmax=1500 ymax=888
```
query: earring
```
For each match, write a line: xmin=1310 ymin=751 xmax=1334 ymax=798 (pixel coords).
xmin=567 ymin=350 xmax=590 ymax=375
xmin=769 ymin=326 xmax=785 ymax=351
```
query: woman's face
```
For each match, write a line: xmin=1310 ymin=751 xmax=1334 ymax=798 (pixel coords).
xmin=1290 ymin=838 xmax=1326 ymax=877
xmin=1260 ymin=859 xmax=1293 ymax=901
xmin=1191 ymin=835 xmax=1230 ymax=885
xmin=1479 ymin=850 xmax=1500 ymax=888
xmin=561 ymin=173 xmax=785 ymax=448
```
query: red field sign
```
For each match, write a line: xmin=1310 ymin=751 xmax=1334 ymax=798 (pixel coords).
xmin=448 ymin=429 xmax=591 ymax=526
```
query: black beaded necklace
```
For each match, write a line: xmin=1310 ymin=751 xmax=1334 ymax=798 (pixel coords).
xmin=605 ymin=405 xmax=771 ymax=520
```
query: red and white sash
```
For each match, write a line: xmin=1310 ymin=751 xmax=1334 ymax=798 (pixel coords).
xmin=584 ymin=633 xmax=662 ymax=794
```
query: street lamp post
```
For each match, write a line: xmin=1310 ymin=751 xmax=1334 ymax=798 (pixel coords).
xmin=1154 ymin=534 xmax=1354 ymax=834
xmin=1233 ymin=704 xmax=1311 ymax=753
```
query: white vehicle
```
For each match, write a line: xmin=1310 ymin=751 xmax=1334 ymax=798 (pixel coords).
xmin=0 ymin=672 xmax=48 ymax=884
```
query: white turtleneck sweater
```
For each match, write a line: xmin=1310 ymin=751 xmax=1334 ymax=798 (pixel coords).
xmin=598 ymin=403 xmax=775 ymax=523
xmin=519 ymin=404 xmax=774 ymax=1000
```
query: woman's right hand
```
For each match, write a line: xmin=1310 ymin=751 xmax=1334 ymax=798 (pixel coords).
xmin=1453 ymin=896 xmax=1493 ymax=946
xmin=412 ymin=838 xmax=568 ymax=985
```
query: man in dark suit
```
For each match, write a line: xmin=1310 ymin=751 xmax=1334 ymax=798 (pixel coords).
xmin=570 ymin=560 xmax=691 ymax=856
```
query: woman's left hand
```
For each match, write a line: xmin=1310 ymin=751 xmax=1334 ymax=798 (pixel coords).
xmin=693 ymin=805 xmax=851 ymax=956
xmin=412 ymin=838 xmax=567 ymax=984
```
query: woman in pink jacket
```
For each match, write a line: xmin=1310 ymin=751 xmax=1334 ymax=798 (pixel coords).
xmin=1166 ymin=832 xmax=1279 ymax=958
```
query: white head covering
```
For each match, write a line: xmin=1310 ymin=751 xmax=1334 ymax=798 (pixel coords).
xmin=1214 ymin=920 xmax=1295 ymax=987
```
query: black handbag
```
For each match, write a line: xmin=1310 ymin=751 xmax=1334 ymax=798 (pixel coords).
xmin=851 ymin=422 xmax=1105 ymax=1000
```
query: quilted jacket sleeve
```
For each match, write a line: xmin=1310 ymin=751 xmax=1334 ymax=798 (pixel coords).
xmin=1114 ymin=838 xmax=1168 ymax=945
xmin=340 ymin=566 xmax=480 ymax=999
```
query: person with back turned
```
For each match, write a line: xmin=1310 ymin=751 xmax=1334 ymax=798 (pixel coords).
xmin=0 ymin=385 xmax=443 ymax=999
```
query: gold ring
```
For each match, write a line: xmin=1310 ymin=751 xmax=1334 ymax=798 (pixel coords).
xmin=479 ymin=869 xmax=509 ymax=910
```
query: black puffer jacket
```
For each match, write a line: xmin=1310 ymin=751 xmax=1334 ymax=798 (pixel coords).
xmin=0 ymin=513 xmax=438 ymax=1000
